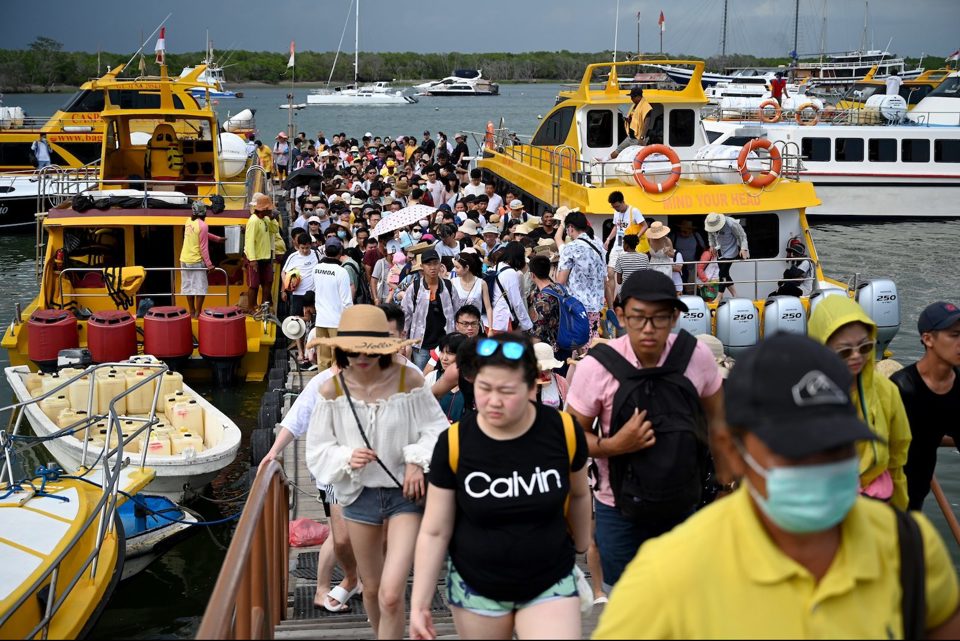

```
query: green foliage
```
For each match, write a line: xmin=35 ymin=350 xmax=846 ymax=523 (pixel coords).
xmin=0 ymin=41 xmax=948 ymax=91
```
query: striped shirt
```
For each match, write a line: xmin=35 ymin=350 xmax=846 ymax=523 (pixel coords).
xmin=615 ymin=251 xmax=650 ymax=282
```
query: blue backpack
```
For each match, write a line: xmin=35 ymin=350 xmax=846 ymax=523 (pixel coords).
xmin=542 ymin=283 xmax=590 ymax=350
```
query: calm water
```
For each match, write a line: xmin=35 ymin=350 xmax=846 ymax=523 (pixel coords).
xmin=3 ymin=85 xmax=960 ymax=637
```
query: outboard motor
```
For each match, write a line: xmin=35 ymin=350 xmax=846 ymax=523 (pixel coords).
xmin=198 ymin=306 xmax=247 ymax=386
xmin=674 ymin=296 xmax=710 ymax=336
xmin=714 ymin=298 xmax=760 ymax=357
xmin=763 ymin=296 xmax=807 ymax=337
xmin=809 ymin=286 xmax=848 ymax=319
xmin=856 ymin=279 xmax=901 ymax=359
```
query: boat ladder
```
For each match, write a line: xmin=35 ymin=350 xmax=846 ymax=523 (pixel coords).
xmin=550 ymin=145 xmax=579 ymax=208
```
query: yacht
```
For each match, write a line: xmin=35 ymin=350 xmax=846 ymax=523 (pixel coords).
xmin=794 ymin=50 xmax=924 ymax=88
xmin=702 ymin=72 xmax=960 ymax=218
xmin=415 ymin=70 xmax=500 ymax=96
xmin=654 ymin=64 xmax=774 ymax=88
xmin=304 ymin=0 xmax=415 ymax=106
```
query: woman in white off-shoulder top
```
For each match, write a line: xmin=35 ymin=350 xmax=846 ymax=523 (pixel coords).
xmin=305 ymin=305 xmax=448 ymax=640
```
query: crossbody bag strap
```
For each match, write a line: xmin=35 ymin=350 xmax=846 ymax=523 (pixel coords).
xmin=495 ymin=269 xmax=519 ymax=324
xmin=337 ymin=371 xmax=404 ymax=489
xmin=895 ymin=508 xmax=926 ymax=641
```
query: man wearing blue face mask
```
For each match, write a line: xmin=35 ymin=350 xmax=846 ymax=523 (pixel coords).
xmin=595 ymin=333 xmax=960 ymax=639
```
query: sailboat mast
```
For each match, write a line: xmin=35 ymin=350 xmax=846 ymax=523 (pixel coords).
xmin=354 ymin=0 xmax=360 ymax=84
xmin=792 ymin=0 xmax=799 ymax=60
xmin=860 ymin=1 xmax=868 ymax=53
xmin=720 ymin=0 xmax=728 ymax=58
xmin=819 ymin=0 xmax=827 ymax=63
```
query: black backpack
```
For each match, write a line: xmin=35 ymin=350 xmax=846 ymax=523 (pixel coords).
xmin=588 ymin=330 xmax=709 ymax=525
xmin=342 ymin=260 xmax=373 ymax=305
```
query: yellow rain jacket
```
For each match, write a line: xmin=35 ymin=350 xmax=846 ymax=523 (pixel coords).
xmin=808 ymin=296 xmax=911 ymax=510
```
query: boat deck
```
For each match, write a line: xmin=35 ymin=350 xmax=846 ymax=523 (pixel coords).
xmin=273 ymin=366 xmax=605 ymax=639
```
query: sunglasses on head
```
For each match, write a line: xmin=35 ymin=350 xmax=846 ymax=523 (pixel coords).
xmin=834 ymin=339 xmax=876 ymax=361
xmin=476 ymin=338 xmax=525 ymax=360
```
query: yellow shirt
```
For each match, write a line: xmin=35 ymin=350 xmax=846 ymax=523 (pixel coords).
xmin=256 ymin=145 xmax=273 ymax=168
xmin=627 ymin=98 xmax=652 ymax=139
xmin=180 ymin=218 xmax=202 ymax=264
xmin=244 ymin=213 xmax=273 ymax=261
xmin=594 ymin=487 xmax=958 ymax=640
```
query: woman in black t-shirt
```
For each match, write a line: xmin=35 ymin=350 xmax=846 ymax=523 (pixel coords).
xmin=410 ymin=333 xmax=592 ymax=640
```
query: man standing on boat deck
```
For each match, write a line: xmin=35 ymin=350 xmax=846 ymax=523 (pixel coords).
xmin=31 ymin=133 xmax=52 ymax=169
xmin=886 ymin=71 xmax=903 ymax=96
xmin=244 ymin=193 xmax=277 ymax=312
xmin=892 ymin=301 xmax=960 ymax=511
xmin=704 ymin=212 xmax=749 ymax=300
xmin=180 ymin=200 xmax=225 ymax=318
xmin=769 ymin=71 xmax=789 ymax=106
xmin=609 ymin=86 xmax=652 ymax=160
xmin=566 ymin=270 xmax=727 ymax=593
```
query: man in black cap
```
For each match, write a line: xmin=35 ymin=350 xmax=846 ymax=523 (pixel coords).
xmin=401 ymin=248 xmax=461 ymax=369
xmin=609 ymin=86 xmax=652 ymax=160
xmin=566 ymin=270 xmax=726 ymax=590
xmin=893 ymin=301 xmax=960 ymax=510
xmin=420 ymin=130 xmax=436 ymax=162
xmin=596 ymin=333 xmax=960 ymax=638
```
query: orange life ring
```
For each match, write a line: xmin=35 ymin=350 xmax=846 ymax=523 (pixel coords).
xmin=758 ymin=99 xmax=782 ymax=123
xmin=794 ymin=103 xmax=820 ymax=126
xmin=484 ymin=121 xmax=495 ymax=149
xmin=632 ymin=144 xmax=682 ymax=193
xmin=737 ymin=138 xmax=782 ymax=189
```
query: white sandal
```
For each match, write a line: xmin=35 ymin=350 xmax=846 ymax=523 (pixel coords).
xmin=323 ymin=582 xmax=362 ymax=613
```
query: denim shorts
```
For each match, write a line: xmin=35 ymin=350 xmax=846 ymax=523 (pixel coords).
xmin=446 ymin=560 xmax=578 ymax=618
xmin=341 ymin=486 xmax=423 ymax=526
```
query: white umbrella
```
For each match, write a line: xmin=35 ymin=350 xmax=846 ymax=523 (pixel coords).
xmin=371 ymin=204 xmax=436 ymax=237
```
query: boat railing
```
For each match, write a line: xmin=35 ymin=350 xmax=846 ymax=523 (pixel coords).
xmin=652 ymin=255 xmax=818 ymax=296
xmin=0 ymin=361 xmax=168 ymax=638
xmin=197 ymin=459 xmax=289 ymax=639
xmin=36 ymin=173 xmax=253 ymax=206
xmin=56 ymin=266 xmax=231 ymax=311
xmin=245 ymin=165 xmax=270 ymax=205
xmin=0 ymin=115 xmax=57 ymax=129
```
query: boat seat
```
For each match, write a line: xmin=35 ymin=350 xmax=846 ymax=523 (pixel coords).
xmin=147 ymin=124 xmax=184 ymax=182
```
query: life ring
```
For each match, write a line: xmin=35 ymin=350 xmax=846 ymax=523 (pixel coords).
xmin=758 ymin=99 xmax=782 ymax=123
xmin=632 ymin=144 xmax=682 ymax=193
xmin=794 ymin=103 xmax=820 ymax=126
xmin=484 ymin=121 xmax=495 ymax=149
xmin=737 ymin=138 xmax=782 ymax=189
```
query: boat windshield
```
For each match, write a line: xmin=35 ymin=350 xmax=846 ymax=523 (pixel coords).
xmin=60 ymin=89 xmax=106 ymax=113
xmin=928 ymin=76 xmax=960 ymax=99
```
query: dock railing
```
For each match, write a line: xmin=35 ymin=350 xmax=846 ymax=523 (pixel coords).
xmin=197 ymin=460 xmax=289 ymax=640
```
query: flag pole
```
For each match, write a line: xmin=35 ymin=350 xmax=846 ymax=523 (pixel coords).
xmin=637 ymin=13 xmax=641 ymax=58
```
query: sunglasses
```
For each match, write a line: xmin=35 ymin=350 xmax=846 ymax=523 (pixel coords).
xmin=476 ymin=338 xmax=525 ymax=360
xmin=303 ymin=207 xmax=315 ymax=212
xmin=834 ymin=340 xmax=876 ymax=361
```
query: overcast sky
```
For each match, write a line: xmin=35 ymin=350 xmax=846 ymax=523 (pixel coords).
xmin=4 ymin=0 xmax=957 ymax=59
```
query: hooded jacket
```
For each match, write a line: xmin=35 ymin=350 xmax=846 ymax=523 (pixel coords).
xmin=808 ymin=296 xmax=911 ymax=510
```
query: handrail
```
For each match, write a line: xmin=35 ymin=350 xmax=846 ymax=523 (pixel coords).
xmin=0 ymin=361 xmax=168 ymax=638
xmin=56 ymin=266 xmax=231 ymax=310
xmin=197 ymin=460 xmax=289 ymax=640
xmin=930 ymin=476 xmax=960 ymax=549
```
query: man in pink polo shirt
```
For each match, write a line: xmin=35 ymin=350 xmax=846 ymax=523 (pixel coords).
xmin=566 ymin=270 xmax=729 ymax=591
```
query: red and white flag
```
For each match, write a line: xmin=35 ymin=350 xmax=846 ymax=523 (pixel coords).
xmin=287 ymin=41 xmax=295 ymax=68
xmin=658 ymin=11 xmax=665 ymax=33
xmin=155 ymin=27 xmax=166 ymax=64
xmin=947 ymin=48 xmax=960 ymax=62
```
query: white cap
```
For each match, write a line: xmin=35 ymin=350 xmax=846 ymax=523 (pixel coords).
xmin=364 ymin=131 xmax=373 ymax=138
xmin=509 ymin=199 xmax=524 ymax=210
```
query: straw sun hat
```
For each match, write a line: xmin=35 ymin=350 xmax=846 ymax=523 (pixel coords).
xmin=307 ymin=305 xmax=416 ymax=354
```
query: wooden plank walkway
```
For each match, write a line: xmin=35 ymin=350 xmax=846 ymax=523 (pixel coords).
xmin=274 ymin=366 xmax=604 ymax=639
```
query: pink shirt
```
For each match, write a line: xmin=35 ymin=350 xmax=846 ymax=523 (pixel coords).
xmin=566 ymin=333 xmax=723 ymax=507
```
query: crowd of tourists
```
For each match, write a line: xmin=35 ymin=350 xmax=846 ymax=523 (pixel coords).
xmin=242 ymin=128 xmax=960 ymax=639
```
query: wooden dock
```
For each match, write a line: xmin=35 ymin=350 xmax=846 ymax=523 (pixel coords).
xmin=272 ymin=368 xmax=604 ymax=639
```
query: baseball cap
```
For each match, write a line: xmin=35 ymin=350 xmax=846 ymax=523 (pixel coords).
xmin=363 ymin=131 xmax=373 ymax=138
xmin=618 ymin=270 xmax=689 ymax=312
xmin=509 ymin=199 xmax=524 ymax=210
xmin=307 ymin=215 xmax=322 ymax=224
xmin=918 ymin=301 xmax=960 ymax=333
xmin=324 ymin=236 xmax=343 ymax=250
xmin=725 ymin=333 xmax=877 ymax=459
xmin=420 ymin=248 xmax=440 ymax=264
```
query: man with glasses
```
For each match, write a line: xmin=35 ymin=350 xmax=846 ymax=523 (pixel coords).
xmin=454 ymin=305 xmax=483 ymax=338
xmin=402 ymin=249 xmax=461 ymax=370
xmin=566 ymin=269 xmax=726 ymax=591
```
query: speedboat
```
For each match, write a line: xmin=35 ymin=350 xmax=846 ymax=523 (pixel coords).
xmin=118 ymin=493 xmax=200 ymax=580
xmin=0 ymin=362 xmax=157 ymax=639
xmin=477 ymin=59 xmax=903 ymax=357
xmin=415 ymin=69 xmax=500 ymax=96
xmin=0 ymin=63 xmax=281 ymax=384
xmin=702 ymin=71 xmax=960 ymax=218
xmin=5 ymin=355 xmax=241 ymax=502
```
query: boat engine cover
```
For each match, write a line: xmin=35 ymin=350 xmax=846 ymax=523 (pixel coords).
xmin=763 ymin=296 xmax=807 ymax=338
xmin=673 ymin=296 xmax=710 ymax=336
xmin=715 ymin=298 xmax=759 ymax=357
xmin=856 ymin=279 xmax=901 ymax=358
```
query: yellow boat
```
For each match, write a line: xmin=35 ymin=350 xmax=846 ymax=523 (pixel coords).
xmin=0 ymin=364 xmax=157 ymax=638
xmin=478 ymin=59 xmax=902 ymax=355
xmin=0 ymin=65 xmax=218 ymax=172
xmin=0 ymin=65 xmax=278 ymax=383
xmin=835 ymin=66 xmax=954 ymax=111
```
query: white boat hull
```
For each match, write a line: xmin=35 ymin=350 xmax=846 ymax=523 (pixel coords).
xmin=306 ymin=93 xmax=415 ymax=106
xmin=5 ymin=366 xmax=242 ymax=503
xmin=805 ymin=183 xmax=960 ymax=218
